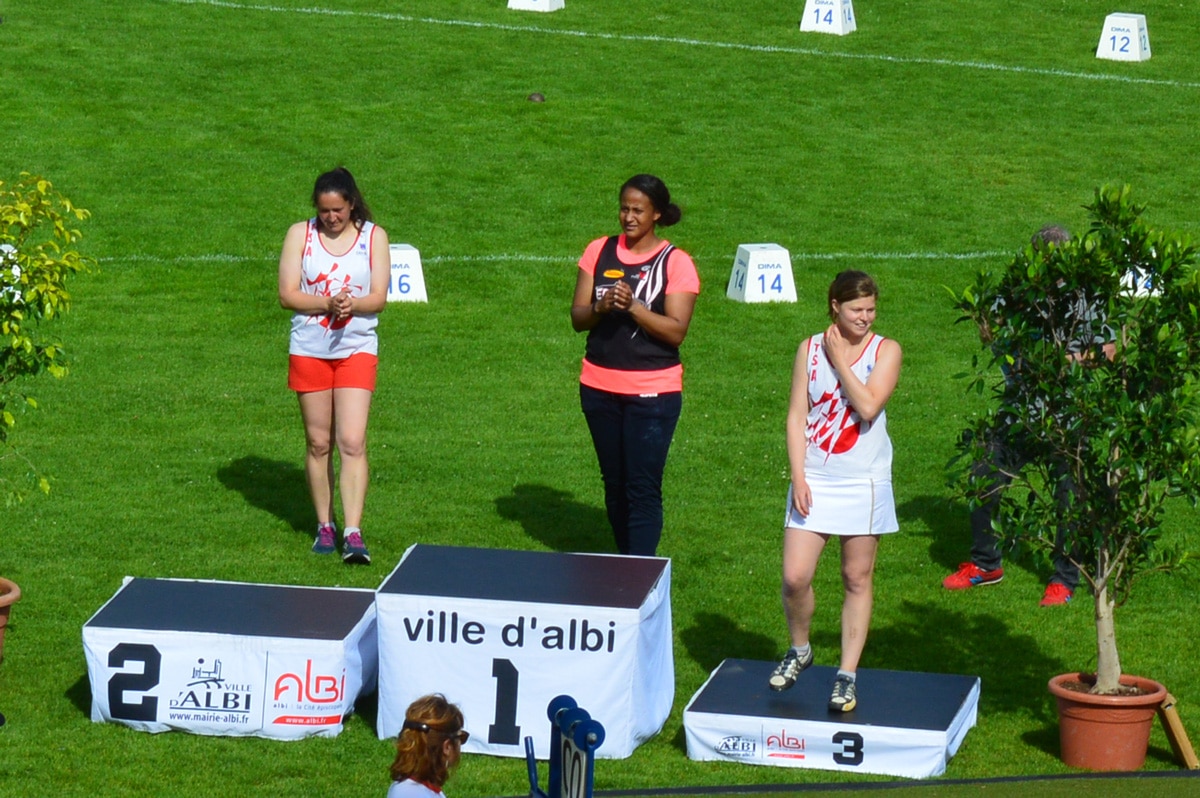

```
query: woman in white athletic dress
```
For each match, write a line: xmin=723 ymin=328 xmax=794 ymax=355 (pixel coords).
xmin=767 ymin=271 xmax=902 ymax=714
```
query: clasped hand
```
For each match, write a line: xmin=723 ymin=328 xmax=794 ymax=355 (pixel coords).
xmin=599 ymin=281 xmax=634 ymax=313
xmin=330 ymin=289 xmax=354 ymax=320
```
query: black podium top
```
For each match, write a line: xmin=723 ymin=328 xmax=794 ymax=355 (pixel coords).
xmin=688 ymin=659 xmax=979 ymax=732
xmin=379 ymin=545 xmax=668 ymax=610
xmin=85 ymin=578 xmax=375 ymax=640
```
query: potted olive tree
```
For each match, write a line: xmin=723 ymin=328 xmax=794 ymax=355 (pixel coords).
xmin=952 ymin=185 xmax=1199 ymax=770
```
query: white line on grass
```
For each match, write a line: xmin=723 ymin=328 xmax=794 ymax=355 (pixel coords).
xmin=163 ymin=0 xmax=1200 ymax=90
xmin=100 ymin=251 xmax=1003 ymax=265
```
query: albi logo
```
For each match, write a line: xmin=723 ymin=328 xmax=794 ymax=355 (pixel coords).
xmin=765 ymin=727 xmax=807 ymax=759
xmin=169 ymin=656 xmax=254 ymax=714
xmin=274 ymin=659 xmax=345 ymax=705
xmin=715 ymin=735 xmax=757 ymax=758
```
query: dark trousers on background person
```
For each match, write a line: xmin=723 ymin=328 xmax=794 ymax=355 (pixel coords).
xmin=580 ymin=384 xmax=682 ymax=556
xmin=970 ymin=435 xmax=1080 ymax=588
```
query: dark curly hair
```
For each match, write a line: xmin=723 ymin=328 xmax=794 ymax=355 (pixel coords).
xmin=311 ymin=166 xmax=373 ymax=229
xmin=620 ymin=174 xmax=682 ymax=227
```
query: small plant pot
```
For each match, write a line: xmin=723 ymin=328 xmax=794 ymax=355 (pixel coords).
xmin=1048 ymin=672 xmax=1167 ymax=771
xmin=0 ymin=577 xmax=21 ymax=663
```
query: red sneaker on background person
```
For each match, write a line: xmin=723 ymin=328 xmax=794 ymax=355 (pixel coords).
xmin=1040 ymin=582 xmax=1073 ymax=606
xmin=942 ymin=562 xmax=1004 ymax=590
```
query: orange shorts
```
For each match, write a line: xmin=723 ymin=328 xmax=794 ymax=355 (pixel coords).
xmin=288 ymin=353 xmax=378 ymax=393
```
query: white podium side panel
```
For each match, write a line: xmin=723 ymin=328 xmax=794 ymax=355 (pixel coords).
xmin=631 ymin=559 xmax=673 ymax=748
xmin=265 ymin=608 xmax=377 ymax=735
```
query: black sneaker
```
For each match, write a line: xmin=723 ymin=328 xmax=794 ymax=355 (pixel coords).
xmin=768 ymin=647 xmax=814 ymax=691
xmin=828 ymin=675 xmax=857 ymax=712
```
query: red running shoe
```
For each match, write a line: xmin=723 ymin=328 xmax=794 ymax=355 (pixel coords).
xmin=1040 ymin=582 xmax=1073 ymax=606
xmin=943 ymin=562 xmax=1004 ymax=590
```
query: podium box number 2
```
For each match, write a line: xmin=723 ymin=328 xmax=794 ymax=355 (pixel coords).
xmin=83 ymin=578 xmax=377 ymax=741
xmin=800 ymin=0 xmax=855 ymax=36
xmin=1096 ymin=13 xmax=1151 ymax=62
xmin=727 ymin=244 xmax=797 ymax=303
xmin=388 ymin=244 xmax=428 ymax=302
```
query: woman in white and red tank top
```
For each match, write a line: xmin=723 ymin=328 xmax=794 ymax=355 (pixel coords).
xmin=768 ymin=270 xmax=903 ymax=715
xmin=278 ymin=167 xmax=390 ymax=565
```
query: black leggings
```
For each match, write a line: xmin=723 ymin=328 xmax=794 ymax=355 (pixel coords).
xmin=580 ymin=384 xmax=682 ymax=556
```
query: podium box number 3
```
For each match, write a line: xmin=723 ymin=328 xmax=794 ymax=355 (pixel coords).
xmin=800 ymin=0 xmax=855 ymax=36
xmin=388 ymin=244 xmax=428 ymax=303
xmin=1096 ymin=13 xmax=1151 ymax=62
xmin=727 ymin=244 xmax=797 ymax=303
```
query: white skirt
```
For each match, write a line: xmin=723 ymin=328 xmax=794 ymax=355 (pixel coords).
xmin=784 ymin=472 xmax=899 ymax=536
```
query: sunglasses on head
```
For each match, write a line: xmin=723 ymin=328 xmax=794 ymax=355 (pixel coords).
xmin=402 ymin=719 xmax=469 ymax=744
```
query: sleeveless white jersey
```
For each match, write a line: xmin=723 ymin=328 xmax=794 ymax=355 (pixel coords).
xmin=289 ymin=219 xmax=379 ymax=359
xmin=803 ymin=332 xmax=893 ymax=480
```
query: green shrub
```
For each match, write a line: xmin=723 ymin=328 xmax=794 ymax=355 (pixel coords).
xmin=0 ymin=174 xmax=92 ymax=504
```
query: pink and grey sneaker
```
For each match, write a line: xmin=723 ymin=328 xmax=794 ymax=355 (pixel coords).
xmin=342 ymin=529 xmax=371 ymax=565
xmin=943 ymin=562 xmax=1004 ymax=590
xmin=312 ymin=523 xmax=336 ymax=555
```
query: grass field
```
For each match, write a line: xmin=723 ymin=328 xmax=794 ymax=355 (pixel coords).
xmin=2 ymin=1 xmax=1200 ymax=796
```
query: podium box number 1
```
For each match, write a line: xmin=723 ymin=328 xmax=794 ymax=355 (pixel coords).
xmin=800 ymin=0 xmax=855 ymax=36
xmin=388 ymin=244 xmax=428 ymax=303
xmin=376 ymin=545 xmax=673 ymax=759
xmin=727 ymin=244 xmax=798 ymax=303
xmin=1096 ymin=13 xmax=1151 ymax=62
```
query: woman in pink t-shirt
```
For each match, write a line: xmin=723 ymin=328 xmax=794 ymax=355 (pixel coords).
xmin=570 ymin=174 xmax=700 ymax=556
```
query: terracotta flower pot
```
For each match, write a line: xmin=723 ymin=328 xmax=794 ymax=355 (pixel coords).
xmin=1048 ymin=671 xmax=1167 ymax=771
xmin=0 ymin=577 xmax=20 ymax=663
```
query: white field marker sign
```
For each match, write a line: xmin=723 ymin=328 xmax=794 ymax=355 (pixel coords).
xmin=800 ymin=0 xmax=856 ymax=36
xmin=388 ymin=244 xmax=428 ymax=302
xmin=507 ymin=0 xmax=564 ymax=12
xmin=1096 ymin=13 xmax=1151 ymax=62
xmin=727 ymin=244 xmax=797 ymax=303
